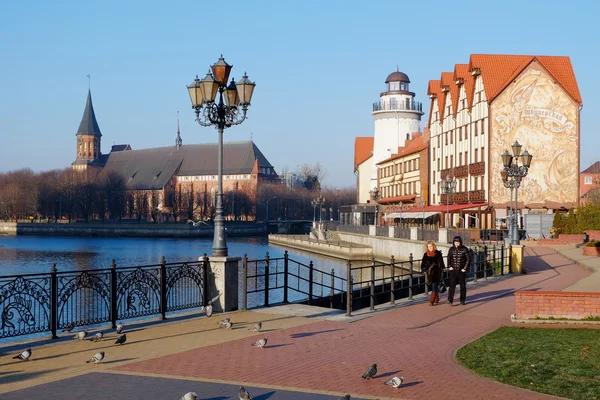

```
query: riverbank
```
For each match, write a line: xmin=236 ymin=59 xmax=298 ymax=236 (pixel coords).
xmin=268 ymin=234 xmax=373 ymax=260
xmin=0 ymin=221 xmax=266 ymax=238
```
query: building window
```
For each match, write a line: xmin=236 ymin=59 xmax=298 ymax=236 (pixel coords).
xmin=390 ymin=97 xmax=397 ymax=109
xmin=437 ymin=158 xmax=440 ymax=170
xmin=433 ymin=148 xmax=436 ymax=160
xmin=585 ymin=176 xmax=593 ymax=185
xmin=445 ymin=133 xmax=448 ymax=145
xmin=450 ymin=155 xmax=453 ymax=168
xmin=437 ymin=135 xmax=440 ymax=147
xmin=459 ymin=152 xmax=462 ymax=166
xmin=481 ymin=176 xmax=485 ymax=190
xmin=481 ymin=147 xmax=485 ymax=162
xmin=445 ymin=156 xmax=448 ymax=169
xmin=459 ymin=127 xmax=462 ymax=141
xmin=474 ymin=177 xmax=478 ymax=190
xmin=450 ymin=130 xmax=453 ymax=144
xmin=465 ymin=151 xmax=468 ymax=165
xmin=474 ymin=121 xmax=479 ymax=136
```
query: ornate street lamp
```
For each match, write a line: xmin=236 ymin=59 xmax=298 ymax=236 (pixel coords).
xmin=187 ymin=55 xmax=256 ymax=256
xmin=441 ymin=174 xmax=457 ymax=228
xmin=500 ymin=140 xmax=533 ymax=245
xmin=312 ymin=194 xmax=325 ymax=223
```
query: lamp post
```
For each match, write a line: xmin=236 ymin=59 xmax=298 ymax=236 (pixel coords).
xmin=266 ymin=196 xmax=277 ymax=222
xmin=441 ymin=174 xmax=457 ymax=228
xmin=311 ymin=199 xmax=318 ymax=222
xmin=312 ymin=194 xmax=325 ymax=223
xmin=500 ymin=140 xmax=533 ymax=245
xmin=187 ymin=55 xmax=256 ymax=256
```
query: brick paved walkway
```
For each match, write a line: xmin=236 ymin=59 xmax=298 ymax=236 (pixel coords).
xmin=0 ymin=247 xmax=591 ymax=400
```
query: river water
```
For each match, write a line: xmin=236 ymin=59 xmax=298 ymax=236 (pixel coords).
xmin=0 ymin=235 xmax=351 ymax=277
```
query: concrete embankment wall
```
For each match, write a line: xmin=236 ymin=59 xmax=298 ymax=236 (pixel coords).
xmin=0 ymin=222 xmax=266 ymax=238
xmin=336 ymin=232 xmax=453 ymax=261
xmin=268 ymin=234 xmax=373 ymax=260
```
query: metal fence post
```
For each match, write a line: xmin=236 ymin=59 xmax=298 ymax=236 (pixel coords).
xmin=242 ymin=253 xmax=248 ymax=311
xmin=390 ymin=255 xmax=396 ymax=305
xmin=500 ymin=243 xmax=505 ymax=275
xmin=508 ymin=244 xmax=513 ymax=272
xmin=330 ymin=268 xmax=335 ymax=297
xmin=50 ymin=264 xmax=58 ymax=339
xmin=492 ymin=245 xmax=497 ymax=276
xmin=308 ymin=260 xmax=314 ymax=305
xmin=473 ymin=246 xmax=478 ymax=283
xmin=483 ymin=245 xmax=488 ymax=280
xmin=409 ymin=253 xmax=414 ymax=301
xmin=160 ymin=256 xmax=167 ymax=320
xmin=110 ymin=259 xmax=118 ymax=328
xmin=370 ymin=257 xmax=375 ymax=311
xmin=346 ymin=260 xmax=352 ymax=317
xmin=202 ymin=254 xmax=209 ymax=308
xmin=264 ymin=252 xmax=270 ymax=307
xmin=283 ymin=250 xmax=289 ymax=304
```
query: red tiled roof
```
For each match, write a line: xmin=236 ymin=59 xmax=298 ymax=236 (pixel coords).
xmin=354 ymin=137 xmax=374 ymax=171
xmin=377 ymin=131 xmax=430 ymax=165
xmin=469 ymin=54 xmax=582 ymax=104
xmin=427 ymin=54 xmax=582 ymax=125
xmin=582 ymin=161 xmax=600 ymax=174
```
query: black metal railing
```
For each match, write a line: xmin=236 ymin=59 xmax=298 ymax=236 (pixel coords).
xmin=242 ymin=251 xmax=347 ymax=309
xmin=0 ymin=257 xmax=208 ymax=339
xmin=241 ymin=244 xmax=513 ymax=317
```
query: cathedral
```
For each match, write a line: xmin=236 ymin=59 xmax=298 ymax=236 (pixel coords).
xmin=71 ymin=90 xmax=279 ymax=221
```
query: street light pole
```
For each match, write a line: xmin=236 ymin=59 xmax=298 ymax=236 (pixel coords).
xmin=266 ymin=196 xmax=277 ymax=221
xmin=501 ymin=141 xmax=533 ymax=245
xmin=441 ymin=174 xmax=457 ymax=228
xmin=187 ymin=56 xmax=256 ymax=256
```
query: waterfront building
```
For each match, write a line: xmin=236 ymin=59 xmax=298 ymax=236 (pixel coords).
xmin=425 ymin=54 xmax=581 ymax=229
xmin=581 ymin=161 xmax=600 ymax=205
xmin=71 ymin=90 xmax=279 ymax=221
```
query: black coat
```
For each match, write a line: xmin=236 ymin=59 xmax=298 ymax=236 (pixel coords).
xmin=421 ymin=250 xmax=445 ymax=284
xmin=447 ymin=244 xmax=470 ymax=272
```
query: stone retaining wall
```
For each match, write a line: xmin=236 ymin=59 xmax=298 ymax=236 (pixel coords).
xmin=515 ymin=291 xmax=600 ymax=320
xmin=268 ymin=234 xmax=373 ymax=260
xmin=536 ymin=230 xmax=600 ymax=245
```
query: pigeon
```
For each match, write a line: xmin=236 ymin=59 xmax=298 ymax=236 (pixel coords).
xmin=384 ymin=376 xmax=404 ymax=388
xmin=180 ymin=392 xmax=197 ymax=400
xmin=74 ymin=330 xmax=88 ymax=340
xmin=61 ymin=323 xmax=74 ymax=333
xmin=13 ymin=348 xmax=31 ymax=362
xmin=187 ymin=219 xmax=210 ymax=227
xmin=238 ymin=386 xmax=252 ymax=400
xmin=115 ymin=334 xmax=127 ymax=345
xmin=219 ymin=321 xmax=232 ymax=329
xmin=251 ymin=338 xmax=267 ymax=349
xmin=90 ymin=332 xmax=103 ymax=342
xmin=205 ymin=293 xmax=222 ymax=317
xmin=86 ymin=351 xmax=105 ymax=364
xmin=217 ymin=317 xmax=231 ymax=326
xmin=116 ymin=323 xmax=124 ymax=334
xmin=338 ymin=395 xmax=351 ymax=400
xmin=249 ymin=322 xmax=262 ymax=332
xmin=362 ymin=363 xmax=377 ymax=379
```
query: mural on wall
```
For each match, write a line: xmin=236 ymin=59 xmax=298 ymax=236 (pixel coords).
xmin=490 ymin=62 xmax=578 ymax=206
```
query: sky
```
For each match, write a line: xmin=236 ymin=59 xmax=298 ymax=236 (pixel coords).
xmin=0 ymin=0 xmax=598 ymax=188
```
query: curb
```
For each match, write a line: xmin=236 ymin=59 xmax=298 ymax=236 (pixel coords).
xmin=510 ymin=314 xmax=600 ymax=325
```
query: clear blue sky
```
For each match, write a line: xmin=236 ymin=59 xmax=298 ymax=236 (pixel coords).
xmin=0 ymin=0 xmax=597 ymax=188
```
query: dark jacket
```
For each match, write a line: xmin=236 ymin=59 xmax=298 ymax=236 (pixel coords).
xmin=447 ymin=244 xmax=470 ymax=272
xmin=421 ymin=250 xmax=445 ymax=284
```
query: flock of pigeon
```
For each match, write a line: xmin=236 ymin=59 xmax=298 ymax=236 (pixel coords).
xmin=11 ymin=303 xmax=404 ymax=399
xmin=12 ymin=322 xmax=127 ymax=365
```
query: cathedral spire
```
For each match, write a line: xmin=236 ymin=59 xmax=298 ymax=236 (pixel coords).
xmin=175 ymin=111 xmax=182 ymax=150
xmin=76 ymin=90 xmax=102 ymax=137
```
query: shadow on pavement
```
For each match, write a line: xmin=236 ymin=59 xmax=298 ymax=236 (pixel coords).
xmin=290 ymin=329 xmax=343 ymax=338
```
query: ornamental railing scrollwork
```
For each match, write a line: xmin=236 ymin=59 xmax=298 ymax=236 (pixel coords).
xmin=116 ymin=267 xmax=161 ymax=320
xmin=57 ymin=271 xmax=112 ymax=329
xmin=0 ymin=275 xmax=51 ymax=338
xmin=165 ymin=260 xmax=207 ymax=312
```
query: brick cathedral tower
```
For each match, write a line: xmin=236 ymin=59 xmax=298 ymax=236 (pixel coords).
xmin=71 ymin=90 xmax=105 ymax=177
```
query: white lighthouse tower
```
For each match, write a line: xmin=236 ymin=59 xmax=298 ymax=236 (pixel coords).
xmin=370 ymin=69 xmax=424 ymax=192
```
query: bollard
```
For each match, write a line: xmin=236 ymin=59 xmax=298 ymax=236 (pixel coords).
xmin=202 ymin=254 xmax=209 ymax=309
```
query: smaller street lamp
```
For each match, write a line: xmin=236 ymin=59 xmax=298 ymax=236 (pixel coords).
xmin=441 ymin=174 xmax=457 ymax=228
xmin=266 ymin=196 xmax=277 ymax=221
xmin=312 ymin=194 xmax=325 ymax=223
xmin=500 ymin=140 xmax=533 ymax=245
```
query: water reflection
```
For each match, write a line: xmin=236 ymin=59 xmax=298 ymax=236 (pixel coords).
xmin=0 ymin=236 xmax=356 ymax=277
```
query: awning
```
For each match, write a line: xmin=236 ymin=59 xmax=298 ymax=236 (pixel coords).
xmin=384 ymin=211 xmax=440 ymax=219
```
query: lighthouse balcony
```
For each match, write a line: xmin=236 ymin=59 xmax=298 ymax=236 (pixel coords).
xmin=373 ymin=100 xmax=423 ymax=113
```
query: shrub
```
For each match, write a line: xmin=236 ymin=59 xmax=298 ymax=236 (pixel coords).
xmin=585 ymin=240 xmax=600 ymax=247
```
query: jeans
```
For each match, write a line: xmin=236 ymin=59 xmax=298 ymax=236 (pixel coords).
xmin=430 ymin=282 xmax=439 ymax=293
xmin=448 ymin=270 xmax=466 ymax=303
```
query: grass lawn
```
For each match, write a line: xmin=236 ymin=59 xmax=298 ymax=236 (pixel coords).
xmin=457 ymin=326 xmax=600 ymax=400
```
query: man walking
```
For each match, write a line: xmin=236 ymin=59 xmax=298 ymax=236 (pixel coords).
xmin=447 ymin=235 xmax=470 ymax=305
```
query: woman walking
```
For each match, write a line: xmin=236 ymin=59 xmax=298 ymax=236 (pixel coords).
xmin=421 ymin=240 xmax=445 ymax=305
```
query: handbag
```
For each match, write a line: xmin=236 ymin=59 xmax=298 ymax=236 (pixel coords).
xmin=439 ymin=280 xmax=447 ymax=293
